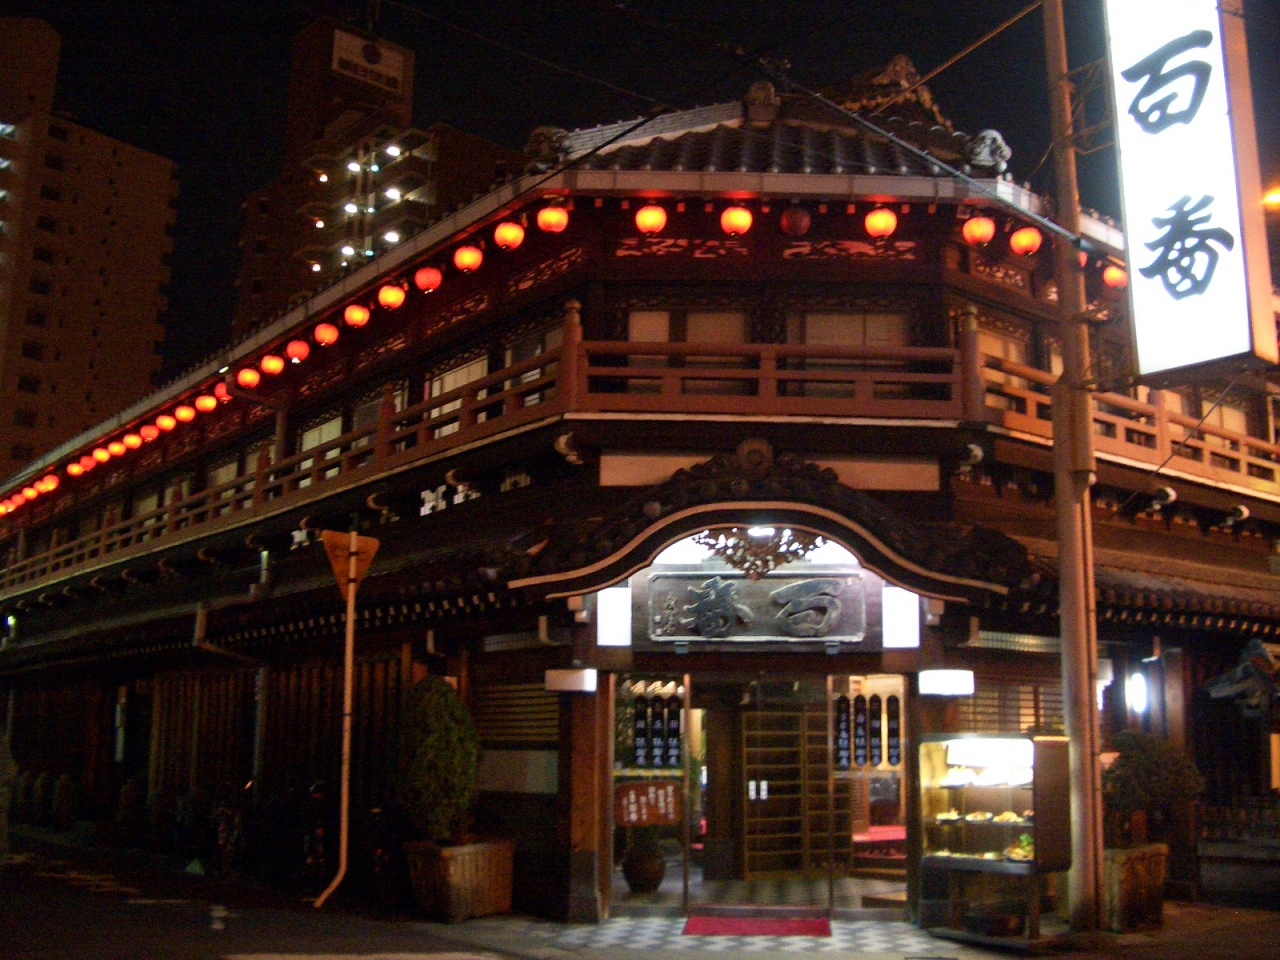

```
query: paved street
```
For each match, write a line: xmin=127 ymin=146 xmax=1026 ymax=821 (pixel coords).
xmin=3 ymin=835 xmax=1280 ymax=960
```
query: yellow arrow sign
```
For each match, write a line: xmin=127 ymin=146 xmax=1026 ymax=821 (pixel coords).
xmin=320 ymin=530 xmax=380 ymax=603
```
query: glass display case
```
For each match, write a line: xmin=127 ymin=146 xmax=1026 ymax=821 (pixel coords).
xmin=919 ymin=734 xmax=1070 ymax=944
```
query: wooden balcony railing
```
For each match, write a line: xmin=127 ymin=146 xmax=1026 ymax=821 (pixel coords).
xmin=979 ymin=355 xmax=1280 ymax=489
xmin=2 ymin=330 xmax=1277 ymax=595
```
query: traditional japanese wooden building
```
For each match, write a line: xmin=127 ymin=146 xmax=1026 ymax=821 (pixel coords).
xmin=3 ymin=64 xmax=1279 ymax=923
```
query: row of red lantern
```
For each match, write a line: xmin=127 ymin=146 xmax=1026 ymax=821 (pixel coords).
xmin=0 ymin=472 xmax=59 ymax=515
xmin=960 ymin=214 xmax=1128 ymax=286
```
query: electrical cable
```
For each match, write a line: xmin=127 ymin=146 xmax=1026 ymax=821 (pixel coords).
xmin=869 ymin=1 xmax=1043 ymax=117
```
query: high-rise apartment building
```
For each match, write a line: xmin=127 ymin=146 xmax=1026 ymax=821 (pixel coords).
xmin=0 ymin=18 xmax=176 ymax=472
xmin=232 ymin=17 xmax=525 ymax=336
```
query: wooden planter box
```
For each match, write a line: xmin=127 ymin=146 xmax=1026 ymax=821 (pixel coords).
xmin=1104 ymin=843 xmax=1168 ymax=932
xmin=404 ymin=839 xmax=514 ymax=922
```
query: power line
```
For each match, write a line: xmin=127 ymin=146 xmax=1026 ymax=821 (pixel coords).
xmin=869 ymin=1 xmax=1043 ymax=117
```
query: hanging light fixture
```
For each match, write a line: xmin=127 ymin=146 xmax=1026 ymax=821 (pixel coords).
xmin=1102 ymin=265 xmax=1129 ymax=289
xmin=139 ymin=425 xmax=160 ymax=441
xmin=314 ymin=322 xmax=340 ymax=345
xmin=344 ymin=303 xmax=371 ymax=327
xmin=635 ymin=203 xmax=667 ymax=234
xmin=1009 ymin=226 xmax=1043 ymax=256
xmin=493 ymin=221 xmax=525 ymax=250
xmin=156 ymin=414 xmax=177 ymax=432
xmin=720 ymin=205 xmax=753 ymax=236
xmin=864 ymin=207 xmax=898 ymax=239
xmin=174 ymin=406 xmax=196 ymax=423
xmin=377 ymin=284 xmax=406 ymax=309
xmin=40 ymin=474 xmax=59 ymax=493
xmin=453 ymin=245 xmax=483 ymax=272
xmin=414 ymin=266 xmax=442 ymax=292
xmin=536 ymin=205 xmax=569 ymax=233
xmin=66 ymin=462 xmax=85 ymax=478
xmin=213 ymin=382 xmax=232 ymax=402
xmin=236 ymin=368 xmax=262 ymax=389
xmin=194 ymin=395 xmax=218 ymax=413
xmin=260 ymin=354 xmax=286 ymax=375
xmin=79 ymin=454 xmax=98 ymax=470
xmin=93 ymin=447 xmax=112 ymax=463
xmin=962 ymin=215 xmax=996 ymax=246
xmin=107 ymin=440 xmax=127 ymax=456
xmin=123 ymin=433 xmax=144 ymax=449
xmin=286 ymin=340 xmax=311 ymax=363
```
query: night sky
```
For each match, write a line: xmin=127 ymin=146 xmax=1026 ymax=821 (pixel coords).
xmin=4 ymin=0 xmax=1279 ymax=380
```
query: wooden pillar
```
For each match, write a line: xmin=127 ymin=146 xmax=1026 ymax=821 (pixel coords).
xmin=557 ymin=622 xmax=605 ymax=922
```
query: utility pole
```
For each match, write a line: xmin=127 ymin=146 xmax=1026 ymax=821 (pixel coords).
xmin=1042 ymin=0 xmax=1105 ymax=932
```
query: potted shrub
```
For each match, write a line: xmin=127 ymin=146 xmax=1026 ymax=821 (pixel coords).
xmin=1101 ymin=730 xmax=1204 ymax=931
xmin=396 ymin=676 xmax=512 ymax=922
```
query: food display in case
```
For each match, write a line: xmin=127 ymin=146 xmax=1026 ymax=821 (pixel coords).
xmin=919 ymin=734 xmax=1070 ymax=944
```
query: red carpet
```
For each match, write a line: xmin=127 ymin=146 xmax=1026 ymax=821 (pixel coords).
xmin=682 ymin=916 xmax=832 ymax=936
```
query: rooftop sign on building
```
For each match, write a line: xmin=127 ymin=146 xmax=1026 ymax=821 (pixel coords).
xmin=1102 ymin=0 xmax=1276 ymax=383
xmin=331 ymin=29 xmax=406 ymax=96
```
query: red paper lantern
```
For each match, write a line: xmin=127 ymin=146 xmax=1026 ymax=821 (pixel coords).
xmin=140 ymin=425 xmax=160 ymax=441
xmin=494 ymin=221 xmax=525 ymax=250
xmin=286 ymin=339 xmax=311 ymax=363
xmin=720 ymin=205 xmax=753 ymax=236
xmin=123 ymin=433 xmax=143 ymax=449
xmin=536 ymin=206 xmax=569 ymax=233
xmin=1102 ymin=265 xmax=1129 ymax=289
xmin=40 ymin=474 xmax=59 ymax=492
xmin=213 ymin=382 xmax=231 ymax=402
xmin=453 ymin=245 xmax=483 ymax=272
xmin=108 ymin=440 xmax=128 ymax=456
xmin=1009 ymin=226 xmax=1043 ymax=256
xmin=377 ymin=284 xmax=406 ymax=309
xmin=79 ymin=454 xmax=98 ymax=470
xmin=156 ymin=414 xmax=177 ymax=432
xmin=194 ymin=395 xmax=218 ymax=413
xmin=414 ymin=266 xmax=442 ymax=292
xmin=314 ymin=322 xmax=340 ymax=345
xmin=67 ymin=462 xmax=85 ymax=478
xmin=344 ymin=303 xmax=371 ymax=327
xmin=635 ymin=204 xmax=667 ymax=234
xmin=174 ymin=406 xmax=196 ymax=423
xmin=864 ymin=207 xmax=898 ymax=239
xmin=236 ymin=368 xmax=261 ymax=389
xmin=962 ymin=215 xmax=996 ymax=246
xmin=23 ymin=487 xmax=38 ymax=501
xmin=260 ymin=354 xmax=286 ymax=375
xmin=93 ymin=447 xmax=112 ymax=463
xmin=780 ymin=205 xmax=811 ymax=237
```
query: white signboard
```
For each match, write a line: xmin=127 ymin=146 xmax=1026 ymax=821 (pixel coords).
xmin=332 ymin=29 xmax=406 ymax=95
xmin=1103 ymin=0 xmax=1276 ymax=381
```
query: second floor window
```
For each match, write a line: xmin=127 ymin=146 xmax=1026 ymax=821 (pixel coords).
xmin=16 ymin=376 xmax=39 ymax=394
xmin=21 ymin=340 xmax=45 ymax=361
xmin=429 ymin=357 xmax=489 ymax=438
xmin=13 ymin=408 xmax=37 ymax=428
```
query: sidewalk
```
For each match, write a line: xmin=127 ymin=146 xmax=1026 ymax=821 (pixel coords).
xmin=7 ymin=827 xmax=1278 ymax=960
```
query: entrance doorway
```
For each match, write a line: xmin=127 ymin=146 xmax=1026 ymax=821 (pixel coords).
xmin=611 ymin=672 xmax=908 ymax=917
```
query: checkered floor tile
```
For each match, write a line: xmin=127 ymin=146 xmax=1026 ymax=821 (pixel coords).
xmin=460 ymin=914 xmax=951 ymax=954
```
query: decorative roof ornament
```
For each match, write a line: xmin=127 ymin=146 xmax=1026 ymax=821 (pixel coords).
xmin=692 ymin=527 xmax=826 ymax=580
xmin=523 ymin=125 xmax=569 ymax=170
xmin=965 ymin=129 xmax=1012 ymax=175
xmin=823 ymin=54 xmax=952 ymax=129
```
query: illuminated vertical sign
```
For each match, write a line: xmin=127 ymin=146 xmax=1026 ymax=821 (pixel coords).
xmin=1102 ymin=0 xmax=1276 ymax=381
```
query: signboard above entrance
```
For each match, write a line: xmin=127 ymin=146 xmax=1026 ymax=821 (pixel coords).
xmin=1102 ymin=0 xmax=1277 ymax=383
xmin=646 ymin=569 xmax=866 ymax=646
